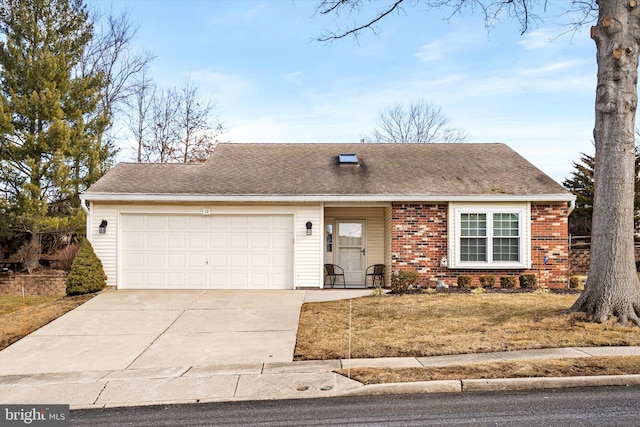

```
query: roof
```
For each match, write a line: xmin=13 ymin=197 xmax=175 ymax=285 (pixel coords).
xmin=82 ymin=143 xmax=574 ymax=202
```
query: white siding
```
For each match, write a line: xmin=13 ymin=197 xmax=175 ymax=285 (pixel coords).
xmin=324 ymin=207 xmax=386 ymax=273
xmin=88 ymin=203 xmax=323 ymax=289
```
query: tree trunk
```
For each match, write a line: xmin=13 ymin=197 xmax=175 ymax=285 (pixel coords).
xmin=570 ymin=0 xmax=640 ymax=326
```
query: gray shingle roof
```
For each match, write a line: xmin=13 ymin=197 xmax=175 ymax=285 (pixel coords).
xmin=83 ymin=143 xmax=572 ymax=200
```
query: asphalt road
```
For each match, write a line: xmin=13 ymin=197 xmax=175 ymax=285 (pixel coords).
xmin=71 ymin=386 xmax=640 ymax=426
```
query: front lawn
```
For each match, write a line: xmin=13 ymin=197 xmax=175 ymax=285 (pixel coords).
xmin=0 ymin=294 xmax=95 ymax=350
xmin=294 ymin=292 xmax=640 ymax=361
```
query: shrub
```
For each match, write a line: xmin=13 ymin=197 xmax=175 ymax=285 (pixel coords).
xmin=500 ymin=276 xmax=517 ymax=289
xmin=54 ymin=244 xmax=80 ymax=271
xmin=390 ymin=270 xmax=421 ymax=293
xmin=636 ymin=260 xmax=640 ymax=272
xmin=479 ymin=275 xmax=495 ymax=289
xmin=457 ymin=275 xmax=472 ymax=289
xmin=66 ymin=238 xmax=107 ymax=296
xmin=519 ymin=274 xmax=537 ymax=289
xmin=569 ymin=275 xmax=581 ymax=289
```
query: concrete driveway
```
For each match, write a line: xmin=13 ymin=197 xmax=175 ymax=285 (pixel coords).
xmin=0 ymin=290 xmax=305 ymax=376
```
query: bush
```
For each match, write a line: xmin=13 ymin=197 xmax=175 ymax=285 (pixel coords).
xmin=500 ymin=276 xmax=517 ymax=289
xmin=479 ymin=275 xmax=495 ymax=289
xmin=636 ymin=260 xmax=640 ymax=272
xmin=457 ymin=275 xmax=472 ymax=289
xmin=66 ymin=238 xmax=107 ymax=296
xmin=519 ymin=274 xmax=537 ymax=289
xmin=569 ymin=275 xmax=581 ymax=289
xmin=54 ymin=243 xmax=80 ymax=271
xmin=390 ymin=270 xmax=421 ymax=293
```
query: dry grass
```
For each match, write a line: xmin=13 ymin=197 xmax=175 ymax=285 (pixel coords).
xmin=294 ymin=293 xmax=640 ymax=360
xmin=337 ymin=356 xmax=640 ymax=384
xmin=0 ymin=294 xmax=95 ymax=350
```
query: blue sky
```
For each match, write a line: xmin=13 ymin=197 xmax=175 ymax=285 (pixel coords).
xmin=89 ymin=0 xmax=599 ymax=182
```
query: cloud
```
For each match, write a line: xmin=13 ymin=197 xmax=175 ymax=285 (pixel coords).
xmin=414 ymin=31 xmax=481 ymax=63
xmin=518 ymin=28 xmax=556 ymax=50
xmin=282 ymin=71 xmax=304 ymax=86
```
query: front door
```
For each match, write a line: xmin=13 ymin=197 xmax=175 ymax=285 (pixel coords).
xmin=336 ymin=220 xmax=366 ymax=286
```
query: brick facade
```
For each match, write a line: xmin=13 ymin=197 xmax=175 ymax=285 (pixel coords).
xmin=391 ymin=202 xmax=570 ymax=288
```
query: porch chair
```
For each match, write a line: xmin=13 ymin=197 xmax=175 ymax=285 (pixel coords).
xmin=324 ymin=264 xmax=345 ymax=288
xmin=366 ymin=264 xmax=385 ymax=288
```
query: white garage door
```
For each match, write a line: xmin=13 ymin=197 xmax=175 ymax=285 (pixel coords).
xmin=121 ymin=214 xmax=294 ymax=289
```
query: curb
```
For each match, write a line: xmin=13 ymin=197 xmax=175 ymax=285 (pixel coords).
xmin=341 ymin=374 xmax=640 ymax=397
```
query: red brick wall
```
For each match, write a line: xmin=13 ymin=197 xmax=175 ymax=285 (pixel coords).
xmin=391 ymin=202 xmax=570 ymax=288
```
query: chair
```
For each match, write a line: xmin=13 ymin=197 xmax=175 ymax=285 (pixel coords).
xmin=366 ymin=264 xmax=385 ymax=288
xmin=324 ymin=264 xmax=345 ymax=288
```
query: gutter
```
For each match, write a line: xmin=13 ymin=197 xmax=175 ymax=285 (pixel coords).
xmin=80 ymin=193 xmax=577 ymax=204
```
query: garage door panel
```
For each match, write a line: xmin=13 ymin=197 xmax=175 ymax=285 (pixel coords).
xmin=147 ymin=254 xmax=165 ymax=267
xmin=250 ymin=235 xmax=269 ymax=249
xmin=250 ymin=254 xmax=269 ymax=268
xmin=230 ymin=254 xmax=248 ymax=268
xmin=168 ymin=254 xmax=186 ymax=267
xmin=146 ymin=216 xmax=166 ymax=229
xmin=230 ymin=216 xmax=249 ymax=230
xmin=167 ymin=272 xmax=186 ymax=287
xmin=230 ymin=235 xmax=248 ymax=249
xmin=189 ymin=235 xmax=207 ymax=248
xmin=147 ymin=234 xmax=165 ymax=249
xmin=168 ymin=216 xmax=187 ymax=230
xmin=121 ymin=214 xmax=293 ymax=290
xmin=230 ymin=273 xmax=248 ymax=287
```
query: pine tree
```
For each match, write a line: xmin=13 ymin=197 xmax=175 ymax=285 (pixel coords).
xmin=0 ymin=0 xmax=106 ymax=264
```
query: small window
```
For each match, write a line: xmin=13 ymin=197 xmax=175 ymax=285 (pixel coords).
xmin=338 ymin=153 xmax=358 ymax=164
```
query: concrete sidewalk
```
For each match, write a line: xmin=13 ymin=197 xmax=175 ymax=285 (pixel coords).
xmin=2 ymin=346 xmax=639 ymax=409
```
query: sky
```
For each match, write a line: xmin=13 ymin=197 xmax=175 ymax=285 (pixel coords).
xmin=88 ymin=0 xmax=600 ymax=183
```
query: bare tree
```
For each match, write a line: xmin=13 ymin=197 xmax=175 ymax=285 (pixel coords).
xmin=125 ymin=70 xmax=155 ymax=162
xmin=176 ymin=79 xmax=224 ymax=163
xmin=315 ymin=0 xmax=640 ymax=325
xmin=139 ymin=79 xmax=224 ymax=163
xmin=143 ymin=88 xmax=181 ymax=163
xmin=367 ymin=99 xmax=468 ymax=143
xmin=79 ymin=9 xmax=154 ymax=177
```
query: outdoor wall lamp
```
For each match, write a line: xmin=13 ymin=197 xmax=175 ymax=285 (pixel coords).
xmin=99 ymin=220 xmax=108 ymax=234
xmin=306 ymin=221 xmax=313 ymax=235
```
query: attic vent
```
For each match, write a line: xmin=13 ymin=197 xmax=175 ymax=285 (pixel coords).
xmin=338 ymin=153 xmax=358 ymax=164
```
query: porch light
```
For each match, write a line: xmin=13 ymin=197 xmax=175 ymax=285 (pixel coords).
xmin=306 ymin=221 xmax=313 ymax=235
xmin=99 ymin=220 xmax=108 ymax=234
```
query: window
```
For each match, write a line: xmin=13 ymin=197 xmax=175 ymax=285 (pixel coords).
xmin=338 ymin=153 xmax=358 ymax=164
xmin=453 ymin=206 xmax=527 ymax=268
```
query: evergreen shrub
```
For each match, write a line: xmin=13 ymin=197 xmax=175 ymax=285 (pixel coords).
xmin=66 ymin=238 xmax=107 ymax=296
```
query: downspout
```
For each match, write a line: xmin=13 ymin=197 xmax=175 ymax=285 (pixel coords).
xmin=80 ymin=197 xmax=91 ymax=240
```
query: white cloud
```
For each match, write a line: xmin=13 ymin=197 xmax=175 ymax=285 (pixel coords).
xmin=282 ymin=71 xmax=304 ymax=86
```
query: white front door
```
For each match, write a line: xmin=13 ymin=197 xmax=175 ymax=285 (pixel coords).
xmin=336 ymin=220 xmax=366 ymax=286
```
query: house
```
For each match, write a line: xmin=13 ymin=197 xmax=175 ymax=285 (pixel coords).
xmin=80 ymin=143 xmax=576 ymax=290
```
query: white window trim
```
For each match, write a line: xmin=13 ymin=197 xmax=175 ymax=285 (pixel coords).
xmin=448 ymin=203 xmax=530 ymax=269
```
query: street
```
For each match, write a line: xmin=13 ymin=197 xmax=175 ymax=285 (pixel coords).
xmin=71 ymin=386 xmax=640 ymax=426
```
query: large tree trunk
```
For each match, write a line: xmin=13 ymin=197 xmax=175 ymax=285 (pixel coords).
xmin=570 ymin=0 xmax=640 ymax=326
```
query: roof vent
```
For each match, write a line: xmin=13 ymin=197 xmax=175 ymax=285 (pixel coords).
xmin=338 ymin=153 xmax=358 ymax=164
